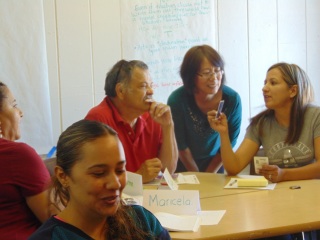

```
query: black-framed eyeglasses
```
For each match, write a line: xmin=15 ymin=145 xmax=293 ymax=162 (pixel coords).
xmin=197 ymin=69 xmax=223 ymax=79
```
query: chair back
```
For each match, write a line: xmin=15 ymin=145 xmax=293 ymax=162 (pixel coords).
xmin=43 ymin=157 xmax=56 ymax=176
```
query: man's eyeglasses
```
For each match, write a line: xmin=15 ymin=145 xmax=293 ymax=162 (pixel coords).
xmin=197 ymin=69 xmax=223 ymax=79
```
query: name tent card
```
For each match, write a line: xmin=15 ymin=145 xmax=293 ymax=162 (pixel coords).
xmin=143 ymin=189 xmax=200 ymax=215
xmin=123 ymin=171 xmax=143 ymax=196
xmin=122 ymin=171 xmax=143 ymax=205
xmin=162 ymin=168 xmax=178 ymax=190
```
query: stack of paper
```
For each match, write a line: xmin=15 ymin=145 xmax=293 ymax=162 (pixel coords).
xmin=224 ymin=175 xmax=276 ymax=190
xmin=237 ymin=178 xmax=268 ymax=187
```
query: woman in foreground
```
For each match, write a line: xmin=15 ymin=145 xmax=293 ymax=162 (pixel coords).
xmin=29 ymin=119 xmax=170 ymax=240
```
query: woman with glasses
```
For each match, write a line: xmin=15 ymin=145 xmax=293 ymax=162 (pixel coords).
xmin=208 ymin=62 xmax=320 ymax=184
xmin=167 ymin=45 xmax=242 ymax=173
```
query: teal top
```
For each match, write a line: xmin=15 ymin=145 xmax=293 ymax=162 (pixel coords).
xmin=28 ymin=205 xmax=170 ymax=240
xmin=168 ymin=85 xmax=242 ymax=171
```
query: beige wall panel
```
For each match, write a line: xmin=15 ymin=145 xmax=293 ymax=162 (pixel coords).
xmin=278 ymin=0 xmax=307 ymax=68
xmin=43 ymin=0 xmax=61 ymax=145
xmin=248 ymin=0 xmax=278 ymax=117
xmin=90 ymin=0 xmax=121 ymax=105
xmin=218 ymin=0 xmax=249 ymax=147
xmin=306 ymin=0 xmax=320 ymax=105
xmin=55 ymin=0 xmax=94 ymax=130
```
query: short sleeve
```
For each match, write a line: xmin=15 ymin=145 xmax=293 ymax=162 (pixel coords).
xmin=311 ymin=107 xmax=320 ymax=139
xmin=245 ymin=123 xmax=261 ymax=145
xmin=13 ymin=142 xmax=50 ymax=197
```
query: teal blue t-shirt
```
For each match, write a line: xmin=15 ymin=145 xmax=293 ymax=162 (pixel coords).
xmin=167 ymin=85 xmax=242 ymax=171
xmin=28 ymin=205 xmax=170 ymax=240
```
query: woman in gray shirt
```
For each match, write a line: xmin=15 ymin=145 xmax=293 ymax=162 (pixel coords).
xmin=208 ymin=62 xmax=320 ymax=183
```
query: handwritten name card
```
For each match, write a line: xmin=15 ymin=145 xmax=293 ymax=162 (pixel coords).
xmin=123 ymin=171 xmax=143 ymax=196
xmin=143 ymin=189 xmax=200 ymax=215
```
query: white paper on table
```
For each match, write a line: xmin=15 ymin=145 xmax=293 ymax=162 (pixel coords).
xmin=224 ymin=175 xmax=276 ymax=190
xmin=154 ymin=212 xmax=201 ymax=232
xmin=197 ymin=210 xmax=226 ymax=225
xmin=176 ymin=174 xmax=200 ymax=184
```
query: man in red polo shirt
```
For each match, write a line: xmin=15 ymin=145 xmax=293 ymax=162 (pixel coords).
xmin=85 ymin=60 xmax=178 ymax=183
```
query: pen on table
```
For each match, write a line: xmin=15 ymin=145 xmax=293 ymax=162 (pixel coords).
xmin=229 ymin=179 xmax=237 ymax=186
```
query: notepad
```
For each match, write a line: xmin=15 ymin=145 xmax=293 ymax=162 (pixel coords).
xmin=237 ymin=178 xmax=268 ymax=187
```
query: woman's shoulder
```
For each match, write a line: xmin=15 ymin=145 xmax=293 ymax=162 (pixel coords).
xmin=130 ymin=205 xmax=171 ymax=239
xmin=305 ymin=105 xmax=320 ymax=120
xmin=131 ymin=205 xmax=152 ymax=217
xmin=168 ymin=86 xmax=186 ymax=100
xmin=167 ymin=86 xmax=189 ymax=108
xmin=306 ymin=104 xmax=320 ymax=113
xmin=1 ymin=140 xmax=39 ymax=158
xmin=130 ymin=205 xmax=161 ymax=227
xmin=222 ymin=85 xmax=240 ymax=97
xmin=222 ymin=86 xmax=241 ymax=104
xmin=29 ymin=216 xmax=92 ymax=240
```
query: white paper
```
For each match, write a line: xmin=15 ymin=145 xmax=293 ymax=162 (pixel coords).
xmin=120 ymin=0 xmax=216 ymax=104
xmin=143 ymin=190 xmax=200 ymax=215
xmin=197 ymin=210 xmax=226 ymax=225
xmin=154 ymin=212 xmax=201 ymax=232
xmin=163 ymin=168 xmax=179 ymax=190
xmin=122 ymin=172 xmax=143 ymax=205
xmin=254 ymin=156 xmax=269 ymax=174
xmin=176 ymin=174 xmax=200 ymax=184
xmin=123 ymin=171 xmax=143 ymax=196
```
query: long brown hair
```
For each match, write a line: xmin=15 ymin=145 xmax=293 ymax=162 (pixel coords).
xmin=249 ymin=63 xmax=314 ymax=144
xmin=52 ymin=119 xmax=152 ymax=239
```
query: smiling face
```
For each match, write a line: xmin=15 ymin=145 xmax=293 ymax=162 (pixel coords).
xmin=0 ymin=86 xmax=23 ymax=140
xmin=120 ymin=67 xmax=154 ymax=113
xmin=195 ymin=58 xmax=223 ymax=96
xmin=61 ymin=135 xmax=127 ymax=219
xmin=262 ymin=68 xmax=297 ymax=110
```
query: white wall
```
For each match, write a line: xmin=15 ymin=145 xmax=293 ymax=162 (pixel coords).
xmin=2 ymin=0 xmax=320 ymax=154
xmin=0 ymin=0 xmax=53 ymax=154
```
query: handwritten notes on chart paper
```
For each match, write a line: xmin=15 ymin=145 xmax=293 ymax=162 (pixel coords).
xmin=120 ymin=0 xmax=216 ymax=103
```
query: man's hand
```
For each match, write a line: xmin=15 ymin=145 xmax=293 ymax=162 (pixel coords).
xmin=136 ymin=158 xmax=162 ymax=183
xmin=149 ymin=102 xmax=173 ymax=127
